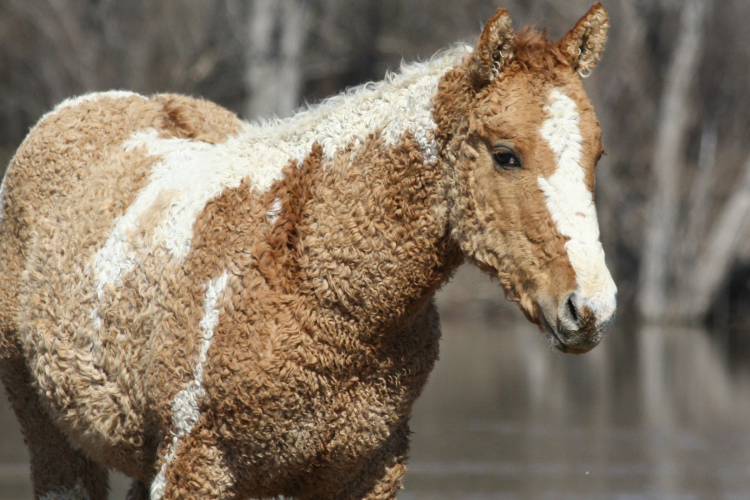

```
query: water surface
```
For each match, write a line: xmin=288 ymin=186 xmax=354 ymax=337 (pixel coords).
xmin=3 ymin=267 xmax=750 ymax=498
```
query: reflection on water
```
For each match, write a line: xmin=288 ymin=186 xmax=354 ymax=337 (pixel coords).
xmin=3 ymin=267 xmax=750 ymax=499
xmin=403 ymin=270 xmax=750 ymax=499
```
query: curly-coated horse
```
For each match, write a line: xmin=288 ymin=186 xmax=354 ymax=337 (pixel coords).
xmin=0 ymin=4 xmax=615 ymax=499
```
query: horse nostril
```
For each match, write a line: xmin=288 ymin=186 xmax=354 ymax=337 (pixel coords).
xmin=567 ymin=296 xmax=579 ymax=326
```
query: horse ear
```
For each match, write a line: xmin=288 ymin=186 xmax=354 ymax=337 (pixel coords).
xmin=468 ymin=8 xmax=515 ymax=87
xmin=557 ymin=2 xmax=610 ymax=78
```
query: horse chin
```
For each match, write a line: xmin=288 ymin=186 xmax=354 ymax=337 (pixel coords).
xmin=538 ymin=313 xmax=602 ymax=355
xmin=556 ymin=338 xmax=600 ymax=355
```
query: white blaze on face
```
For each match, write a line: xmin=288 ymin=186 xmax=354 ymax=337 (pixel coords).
xmin=537 ymin=89 xmax=616 ymax=322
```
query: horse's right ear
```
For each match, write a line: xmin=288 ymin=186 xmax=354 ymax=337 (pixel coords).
xmin=468 ymin=8 xmax=515 ymax=87
xmin=557 ymin=3 xmax=609 ymax=78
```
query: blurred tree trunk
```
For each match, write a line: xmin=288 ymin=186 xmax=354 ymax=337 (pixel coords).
xmin=637 ymin=0 xmax=750 ymax=323
xmin=4 ymin=0 xmax=99 ymax=105
xmin=677 ymin=119 xmax=718 ymax=273
xmin=677 ymin=155 xmax=750 ymax=320
xmin=243 ymin=0 xmax=312 ymax=120
xmin=637 ymin=0 xmax=706 ymax=321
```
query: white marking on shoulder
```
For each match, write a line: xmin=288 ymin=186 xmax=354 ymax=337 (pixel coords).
xmin=150 ymin=272 xmax=228 ymax=500
xmin=266 ymin=197 xmax=282 ymax=225
xmin=93 ymin=132 xmax=217 ymax=294
xmin=537 ymin=89 xmax=616 ymax=321
xmin=39 ymin=484 xmax=90 ymax=500
xmin=93 ymin=46 xmax=469 ymax=293
xmin=40 ymin=91 xmax=146 ymax=123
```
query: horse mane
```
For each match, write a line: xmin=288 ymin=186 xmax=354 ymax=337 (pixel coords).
xmin=248 ymin=32 xmax=566 ymax=136
xmin=512 ymin=27 xmax=570 ymax=74
xmin=250 ymin=44 xmax=471 ymax=132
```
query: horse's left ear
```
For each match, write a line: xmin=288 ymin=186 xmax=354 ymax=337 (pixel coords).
xmin=468 ymin=8 xmax=515 ymax=87
xmin=557 ymin=2 xmax=610 ymax=78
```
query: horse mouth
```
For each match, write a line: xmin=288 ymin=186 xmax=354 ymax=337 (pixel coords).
xmin=541 ymin=314 xmax=569 ymax=353
xmin=540 ymin=313 xmax=599 ymax=355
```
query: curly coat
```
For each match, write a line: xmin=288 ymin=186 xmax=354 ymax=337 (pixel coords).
xmin=0 ymin=4 xmax=611 ymax=500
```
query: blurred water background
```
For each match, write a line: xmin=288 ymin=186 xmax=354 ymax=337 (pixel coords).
xmin=3 ymin=0 xmax=750 ymax=498
xmin=4 ymin=267 xmax=750 ymax=498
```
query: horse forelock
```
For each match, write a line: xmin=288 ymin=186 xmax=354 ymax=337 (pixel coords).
xmin=512 ymin=28 xmax=570 ymax=75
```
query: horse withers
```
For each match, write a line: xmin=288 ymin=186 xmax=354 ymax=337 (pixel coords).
xmin=0 ymin=4 xmax=615 ymax=499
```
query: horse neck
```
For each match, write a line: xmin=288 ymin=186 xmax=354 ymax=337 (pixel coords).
xmin=252 ymin=50 xmax=470 ymax=333
xmin=292 ymin=136 xmax=462 ymax=337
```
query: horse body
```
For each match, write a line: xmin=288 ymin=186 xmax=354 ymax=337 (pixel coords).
xmin=2 ymin=55 xmax=463 ymax=499
xmin=0 ymin=5 xmax=615 ymax=500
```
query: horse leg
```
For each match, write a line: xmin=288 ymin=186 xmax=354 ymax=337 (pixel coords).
xmin=357 ymin=423 xmax=410 ymax=500
xmin=151 ymin=425 xmax=238 ymax=500
xmin=357 ymin=451 xmax=408 ymax=500
xmin=0 ymin=354 xmax=109 ymax=500
xmin=304 ymin=422 xmax=410 ymax=500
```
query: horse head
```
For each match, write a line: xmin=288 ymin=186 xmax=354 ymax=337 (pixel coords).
xmin=436 ymin=3 xmax=616 ymax=353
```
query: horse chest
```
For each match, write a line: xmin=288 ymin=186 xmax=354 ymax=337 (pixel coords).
xmin=205 ymin=363 xmax=421 ymax=490
xmin=201 ymin=309 xmax=440 ymax=482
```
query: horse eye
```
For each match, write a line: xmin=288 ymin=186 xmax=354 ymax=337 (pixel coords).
xmin=492 ymin=147 xmax=522 ymax=169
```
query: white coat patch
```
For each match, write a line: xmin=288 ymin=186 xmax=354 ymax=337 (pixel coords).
xmin=537 ymin=89 xmax=616 ymax=322
xmin=93 ymin=46 xmax=469 ymax=294
xmin=40 ymin=91 xmax=146 ymax=124
xmin=150 ymin=272 xmax=228 ymax=500
xmin=39 ymin=484 xmax=90 ymax=500
xmin=266 ymin=198 xmax=282 ymax=225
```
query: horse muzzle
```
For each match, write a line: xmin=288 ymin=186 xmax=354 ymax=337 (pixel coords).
xmin=537 ymin=291 xmax=615 ymax=354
